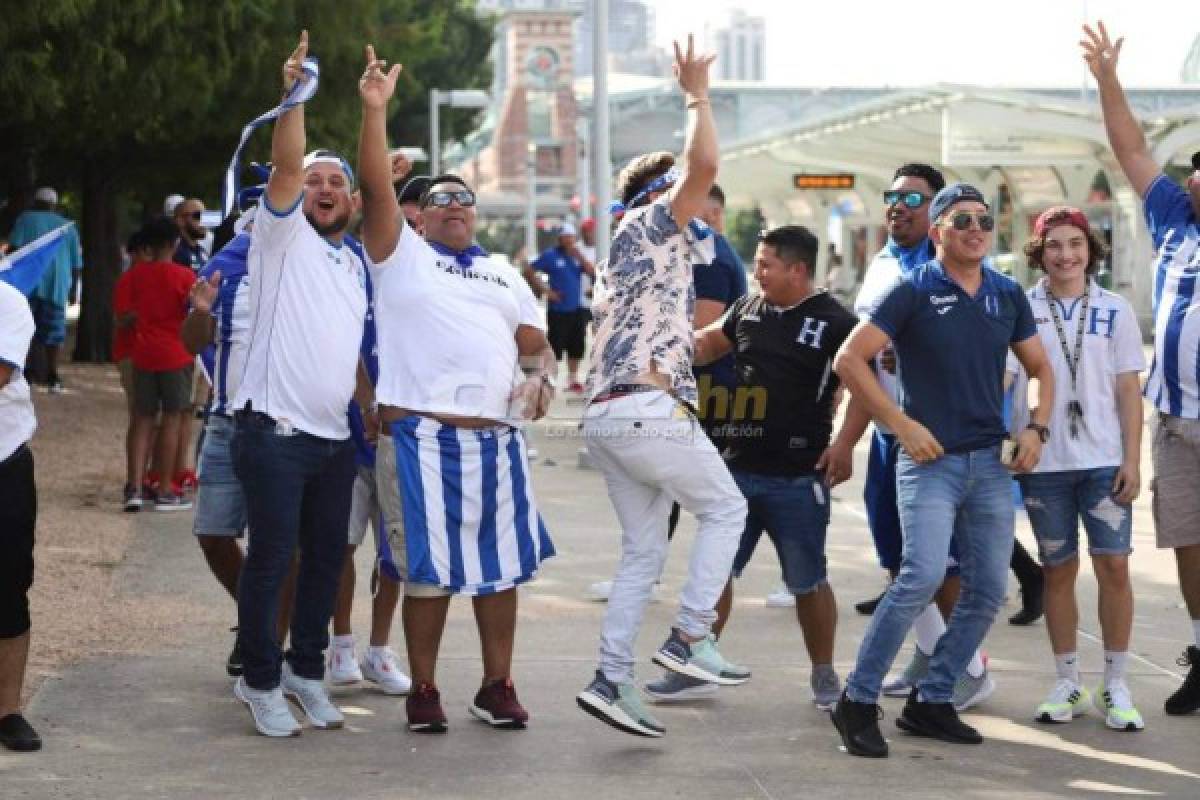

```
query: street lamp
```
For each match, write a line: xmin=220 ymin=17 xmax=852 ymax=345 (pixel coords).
xmin=429 ymin=89 xmax=491 ymax=176
xmin=526 ymin=141 xmax=538 ymax=266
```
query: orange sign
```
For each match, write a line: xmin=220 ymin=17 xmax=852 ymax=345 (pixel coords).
xmin=793 ymin=173 xmax=855 ymax=190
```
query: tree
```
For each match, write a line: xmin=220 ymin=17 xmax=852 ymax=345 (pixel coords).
xmin=726 ymin=206 xmax=766 ymax=264
xmin=0 ymin=0 xmax=493 ymax=361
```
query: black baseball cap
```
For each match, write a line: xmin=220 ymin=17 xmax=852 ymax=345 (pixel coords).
xmin=398 ymin=175 xmax=432 ymax=205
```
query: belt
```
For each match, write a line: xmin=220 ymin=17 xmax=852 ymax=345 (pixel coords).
xmin=590 ymin=383 xmax=661 ymax=405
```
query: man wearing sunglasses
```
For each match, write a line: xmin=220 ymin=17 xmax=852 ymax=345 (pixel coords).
xmin=1083 ymin=21 xmax=1200 ymax=716
xmin=831 ymin=182 xmax=1054 ymax=757
xmin=357 ymin=45 xmax=556 ymax=734
xmin=172 ymin=198 xmax=210 ymax=273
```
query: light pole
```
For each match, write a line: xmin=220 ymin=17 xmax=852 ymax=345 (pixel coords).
xmin=429 ymin=88 xmax=491 ymax=176
xmin=591 ymin=0 xmax=611 ymax=263
xmin=526 ymin=141 xmax=538 ymax=267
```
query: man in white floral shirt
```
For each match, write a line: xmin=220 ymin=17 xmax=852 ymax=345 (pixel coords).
xmin=575 ymin=35 xmax=749 ymax=739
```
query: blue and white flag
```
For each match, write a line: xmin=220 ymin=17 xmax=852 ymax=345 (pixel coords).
xmin=0 ymin=222 xmax=72 ymax=296
xmin=220 ymin=58 xmax=320 ymax=218
xmin=389 ymin=416 xmax=555 ymax=596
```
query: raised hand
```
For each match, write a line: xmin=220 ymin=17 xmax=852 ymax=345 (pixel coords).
xmin=283 ymin=30 xmax=310 ymax=92
xmin=672 ymin=34 xmax=716 ymax=100
xmin=190 ymin=270 xmax=221 ymax=314
xmin=360 ymin=44 xmax=403 ymax=111
xmin=1080 ymin=20 xmax=1123 ymax=83
xmin=390 ymin=149 xmax=413 ymax=184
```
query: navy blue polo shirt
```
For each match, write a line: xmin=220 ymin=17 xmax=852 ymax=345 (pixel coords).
xmin=532 ymin=247 xmax=585 ymax=312
xmin=694 ymin=232 xmax=748 ymax=392
xmin=870 ymin=260 xmax=1036 ymax=454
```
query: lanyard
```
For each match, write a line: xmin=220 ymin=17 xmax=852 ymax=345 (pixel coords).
xmin=1044 ymin=282 xmax=1089 ymax=438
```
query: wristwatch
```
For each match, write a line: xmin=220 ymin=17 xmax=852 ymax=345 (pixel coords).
xmin=1025 ymin=422 xmax=1049 ymax=443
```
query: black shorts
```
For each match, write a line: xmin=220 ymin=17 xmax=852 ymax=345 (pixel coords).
xmin=0 ymin=444 xmax=36 ymax=639
xmin=547 ymin=309 xmax=589 ymax=360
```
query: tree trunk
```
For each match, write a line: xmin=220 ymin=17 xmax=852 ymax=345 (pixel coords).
xmin=73 ymin=157 xmax=121 ymax=363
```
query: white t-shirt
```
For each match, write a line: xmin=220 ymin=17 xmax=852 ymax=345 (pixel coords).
xmin=0 ymin=281 xmax=36 ymax=461
xmin=854 ymin=247 xmax=905 ymax=432
xmin=369 ymin=225 xmax=544 ymax=425
xmin=1007 ymin=279 xmax=1145 ymax=472
xmin=234 ymin=196 xmax=368 ymax=440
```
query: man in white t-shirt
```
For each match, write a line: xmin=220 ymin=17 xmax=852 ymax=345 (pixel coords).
xmin=229 ymin=32 xmax=371 ymax=739
xmin=0 ymin=280 xmax=41 ymax=752
xmin=1008 ymin=207 xmax=1146 ymax=731
xmin=357 ymin=47 xmax=556 ymax=733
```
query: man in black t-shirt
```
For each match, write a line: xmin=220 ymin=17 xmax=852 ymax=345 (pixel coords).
xmin=669 ymin=225 xmax=867 ymax=711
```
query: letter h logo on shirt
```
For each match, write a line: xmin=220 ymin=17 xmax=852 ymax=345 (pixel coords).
xmin=796 ymin=317 xmax=828 ymax=349
xmin=1088 ymin=307 xmax=1118 ymax=339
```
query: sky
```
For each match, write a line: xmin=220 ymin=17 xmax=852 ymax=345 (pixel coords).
xmin=650 ymin=0 xmax=1198 ymax=87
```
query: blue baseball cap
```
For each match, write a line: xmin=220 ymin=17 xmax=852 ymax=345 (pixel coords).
xmin=929 ymin=182 xmax=989 ymax=223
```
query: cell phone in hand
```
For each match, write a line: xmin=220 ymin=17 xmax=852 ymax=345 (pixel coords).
xmin=1000 ymin=438 xmax=1018 ymax=467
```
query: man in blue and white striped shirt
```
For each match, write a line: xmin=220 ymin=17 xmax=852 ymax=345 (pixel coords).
xmin=1085 ymin=21 xmax=1200 ymax=715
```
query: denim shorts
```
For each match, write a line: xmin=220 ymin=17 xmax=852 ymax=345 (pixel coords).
xmin=193 ymin=414 xmax=247 ymax=537
xmin=730 ymin=470 xmax=830 ymax=595
xmin=1017 ymin=467 xmax=1132 ymax=566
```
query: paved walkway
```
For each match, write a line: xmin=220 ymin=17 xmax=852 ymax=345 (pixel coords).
xmin=4 ymin=395 xmax=1199 ymax=798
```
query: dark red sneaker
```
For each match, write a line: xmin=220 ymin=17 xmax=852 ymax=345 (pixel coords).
xmin=469 ymin=678 xmax=529 ymax=729
xmin=406 ymin=683 xmax=448 ymax=733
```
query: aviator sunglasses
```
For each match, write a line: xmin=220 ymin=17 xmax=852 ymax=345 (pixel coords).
xmin=423 ymin=189 xmax=477 ymax=209
xmin=940 ymin=211 xmax=996 ymax=232
xmin=883 ymin=189 xmax=930 ymax=209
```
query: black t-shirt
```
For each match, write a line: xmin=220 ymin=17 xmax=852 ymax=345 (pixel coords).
xmin=719 ymin=290 xmax=857 ymax=476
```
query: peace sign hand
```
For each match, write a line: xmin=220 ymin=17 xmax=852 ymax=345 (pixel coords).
xmin=672 ymin=33 xmax=716 ymax=100
xmin=283 ymin=30 xmax=310 ymax=93
xmin=360 ymin=44 xmax=403 ymax=111
xmin=1080 ymin=20 xmax=1124 ymax=82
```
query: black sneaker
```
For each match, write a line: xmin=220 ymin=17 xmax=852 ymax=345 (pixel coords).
xmin=226 ymin=627 xmax=244 ymax=677
xmin=830 ymin=689 xmax=887 ymax=757
xmin=854 ymin=590 xmax=885 ymax=616
xmin=895 ymin=688 xmax=983 ymax=744
xmin=0 ymin=713 xmax=41 ymax=752
xmin=1164 ymin=646 xmax=1200 ymax=716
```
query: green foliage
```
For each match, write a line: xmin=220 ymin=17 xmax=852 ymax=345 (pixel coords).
xmin=726 ymin=206 xmax=766 ymax=264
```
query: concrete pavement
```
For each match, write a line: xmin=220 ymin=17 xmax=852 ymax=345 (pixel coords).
xmin=4 ymin=394 xmax=1199 ymax=799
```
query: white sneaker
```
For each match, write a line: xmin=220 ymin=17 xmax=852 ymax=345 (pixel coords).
xmin=281 ymin=663 xmax=344 ymax=729
xmin=360 ymin=647 xmax=412 ymax=695
xmin=765 ymin=586 xmax=795 ymax=608
xmin=1035 ymin=678 xmax=1090 ymax=724
xmin=234 ymin=677 xmax=301 ymax=737
xmin=1095 ymin=681 xmax=1145 ymax=731
xmin=327 ymin=642 xmax=363 ymax=685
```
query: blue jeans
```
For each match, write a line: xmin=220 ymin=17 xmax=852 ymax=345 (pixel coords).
xmin=730 ymin=470 xmax=830 ymax=595
xmin=1017 ymin=467 xmax=1132 ymax=566
xmin=846 ymin=445 xmax=1013 ymax=704
xmin=233 ymin=412 xmax=356 ymax=690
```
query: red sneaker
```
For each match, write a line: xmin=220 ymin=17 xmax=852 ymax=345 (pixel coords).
xmin=175 ymin=469 xmax=198 ymax=495
xmin=469 ymin=678 xmax=529 ymax=729
xmin=406 ymin=683 xmax=448 ymax=733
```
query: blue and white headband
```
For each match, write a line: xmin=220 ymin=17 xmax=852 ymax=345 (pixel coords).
xmin=609 ymin=165 xmax=680 ymax=215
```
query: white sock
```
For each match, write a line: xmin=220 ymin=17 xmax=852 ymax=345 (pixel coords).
xmin=966 ymin=649 xmax=986 ymax=679
xmin=332 ymin=634 xmax=355 ymax=649
xmin=1054 ymin=652 xmax=1081 ymax=684
xmin=1103 ymin=651 xmax=1128 ymax=686
xmin=912 ymin=604 xmax=946 ymax=655
xmin=366 ymin=645 xmax=390 ymax=658
xmin=1193 ymin=619 xmax=1200 ymax=648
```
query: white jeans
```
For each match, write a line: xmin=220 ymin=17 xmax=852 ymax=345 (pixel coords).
xmin=583 ymin=390 xmax=747 ymax=684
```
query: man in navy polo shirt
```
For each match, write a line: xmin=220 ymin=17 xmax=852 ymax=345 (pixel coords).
xmin=830 ymin=183 xmax=1055 ymax=757
xmin=532 ymin=223 xmax=594 ymax=392
xmin=1083 ymin=21 xmax=1200 ymax=716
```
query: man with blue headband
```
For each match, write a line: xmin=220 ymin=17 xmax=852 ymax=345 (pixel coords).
xmin=573 ymin=35 xmax=750 ymax=739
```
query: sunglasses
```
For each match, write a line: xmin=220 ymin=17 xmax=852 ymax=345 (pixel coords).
xmin=883 ymin=190 xmax=929 ymax=209
xmin=423 ymin=189 xmax=476 ymax=209
xmin=940 ymin=211 xmax=995 ymax=232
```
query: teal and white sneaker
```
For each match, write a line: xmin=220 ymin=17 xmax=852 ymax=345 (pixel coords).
xmin=652 ymin=629 xmax=751 ymax=686
xmin=1036 ymin=679 xmax=1090 ymax=724
xmin=1095 ymin=682 xmax=1145 ymax=732
xmin=577 ymin=671 xmax=665 ymax=737
xmin=811 ymin=665 xmax=841 ymax=712
xmin=643 ymin=670 xmax=718 ymax=703
xmin=883 ymin=647 xmax=930 ymax=698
